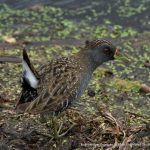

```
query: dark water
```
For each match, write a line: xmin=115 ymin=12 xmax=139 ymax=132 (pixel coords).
xmin=0 ymin=0 xmax=150 ymax=32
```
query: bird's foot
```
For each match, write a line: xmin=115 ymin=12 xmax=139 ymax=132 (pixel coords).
xmin=53 ymin=121 xmax=76 ymax=139
xmin=40 ymin=115 xmax=76 ymax=140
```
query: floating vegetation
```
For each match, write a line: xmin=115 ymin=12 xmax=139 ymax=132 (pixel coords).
xmin=0 ymin=1 xmax=150 ymax=149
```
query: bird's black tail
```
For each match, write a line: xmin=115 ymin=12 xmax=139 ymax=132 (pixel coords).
xmin=22 ymin=48 xmax=39 ymax=89
xmin=15 ymin=48 xmax=39 ymax=112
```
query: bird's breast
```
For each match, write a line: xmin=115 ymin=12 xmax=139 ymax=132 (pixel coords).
xmin=76 ymin=72 xmax=92 ymax=101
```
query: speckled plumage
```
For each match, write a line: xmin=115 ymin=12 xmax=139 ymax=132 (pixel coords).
xmin=16 ymin=39 xmax=117 ymax=116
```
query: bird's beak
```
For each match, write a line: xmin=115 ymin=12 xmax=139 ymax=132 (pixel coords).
xmin=115 ymin=48 xmax=122 ymax=56
xmin=114 ymin=48 xmax=131 ymax=62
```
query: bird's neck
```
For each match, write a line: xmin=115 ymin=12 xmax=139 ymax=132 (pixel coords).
xmin=75 ymin=49 xmax=98 ymax=73
xmin=72 ymin=50 xmax=97 ymax=100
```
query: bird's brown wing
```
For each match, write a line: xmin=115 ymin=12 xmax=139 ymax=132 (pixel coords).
xmin=25 ymin=57 xmax=82 ymax=116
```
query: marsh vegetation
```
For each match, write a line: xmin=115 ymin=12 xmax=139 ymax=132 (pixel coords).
xmin=0 ymin=0 xmax=150 ymax=149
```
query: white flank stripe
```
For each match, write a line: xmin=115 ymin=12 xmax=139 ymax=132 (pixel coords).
xmin=23 ymin=60 xmax=38 ymax=88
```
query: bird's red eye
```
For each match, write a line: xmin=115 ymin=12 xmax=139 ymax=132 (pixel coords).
xmin=103 ymin=48 xmax=111 ymax=55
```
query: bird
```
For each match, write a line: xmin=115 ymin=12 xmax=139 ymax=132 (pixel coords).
xmin=15 ymin=39 xmax=120 ymax=139
xmin=0 ymin=142 xmax=9 ymax=150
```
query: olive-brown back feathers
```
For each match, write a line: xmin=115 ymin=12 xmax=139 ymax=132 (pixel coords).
xmin=17 ymin=57 xmax=83 ymax=116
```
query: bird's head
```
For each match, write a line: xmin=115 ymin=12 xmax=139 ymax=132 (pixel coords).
xmin=85 ymin=39 xmax=120 ymax=67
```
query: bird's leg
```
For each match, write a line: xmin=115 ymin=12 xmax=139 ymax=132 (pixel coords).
xmin=52 ymin=117 xmax=76 ymax=139
xmin=40 ymin=115 xmax=76 ymax=139
xmin=57 ymin=121 xmax=76 ymax=138
xmin=52 ymin=116 xmax=59 ymax=139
